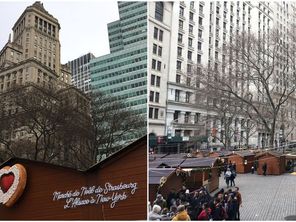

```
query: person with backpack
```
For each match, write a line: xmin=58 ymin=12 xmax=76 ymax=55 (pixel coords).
xmin=197 ymin=203 xmax=212 ymax=220
xmin=224 ymin=168 xmax=231 ymax=188
xmin=230 ymin=170 xmax=236 ymax=187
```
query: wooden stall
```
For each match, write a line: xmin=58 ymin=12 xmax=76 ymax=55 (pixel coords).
xmin=256 ymin=151 xmax=286 ymax=175
xmin=179 ymin=157 xmax=220 ymax=192
xmin=0 ymin=136 xmax=147 ymax=220
xmin=227 ymin=151 xmax=255 ymax=173
xmin=149 ymin=168 xmax=184 ymax=202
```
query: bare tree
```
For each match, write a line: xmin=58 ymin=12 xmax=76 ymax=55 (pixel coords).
xmin=89 ymin=91 xmax=146 ymax=161
xmin=194 ymin=29 xmax=296 ymax=148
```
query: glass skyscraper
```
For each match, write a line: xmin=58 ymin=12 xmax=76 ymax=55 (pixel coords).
xmin=90 ymin=2 xmax=147 ymax=116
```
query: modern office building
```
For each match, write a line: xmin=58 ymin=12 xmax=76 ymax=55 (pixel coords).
xmin=90 ymin=2 xmax=147 ymax=117
xmin=67 ymin=53 xmax=95 ymax=94
xmin=148 ymin=1 xmax=296 ymax=148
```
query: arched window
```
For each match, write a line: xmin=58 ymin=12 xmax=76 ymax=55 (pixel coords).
xmin=155 ymin=2 xmax=164 ymax=22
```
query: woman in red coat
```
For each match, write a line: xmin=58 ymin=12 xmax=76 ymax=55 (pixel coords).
xmin=197 ymin=203 xmax=212 ymax=220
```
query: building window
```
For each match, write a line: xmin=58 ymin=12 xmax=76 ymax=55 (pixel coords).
xmin=174 ymin=111 xmax=180 ymax=122
xmin=177 ymin=61 xmax=182 ymax=70
xmin=154 ymin=108 xmax=159 ymax=119
xmin=153 ymin=44 xmax=157 ymax=54
xmin=195 ymin=113 xmax=200 ymax=123
xmin=199 ymin=4 xmax=203 ymax=13
xmin=189 ymin=25 xmax=193 ymax=34
xmin=177 ymin=47 xmax=182 ymax=57
xmin=151 ymin=74 xmax=155 ymax=86
xmin=156 ymin=76 xmax=161 ymax=87
xmin=180 ymin=6 xmax=184 ymax=16
xmin=155 ymin=92 xmax=160 ymax=103
xmin=150 ymin=91 xmax=154 ymax=102
xmin=158 ymin=46 xmax=162 ymax=56
xmin=187 ymin=64 xmax=192 ymax=73
xmin=179 ymin=20 xmax=184 ymax=29
xmin=197 ymin=54 xmax=201 ymax=64
xmin=185 ymin=92 xmax=190 ymax=103
xmin=149 ymin=107 xmax=153 ymax=118
xmin=188 ymin=38 xmax=193 ymax=47
xmin=176 ymin=74 xmax=181 ymax=83
xmin=199 ymin=17 xmax=203 ymax=25
xmin=189 ymin=12 xmax=194 ymax=21
xmin=154 ymin=27 xmax=158 ymax=39
xmin=159 ymin=30 xmax=163 ymax=41
xmin=198 ymin=29 xmax=202 ymax=38
xmin=175 ymin=90 xmax=180 ymax=102
xmin=198 ymin=42 xmax=202 ymax=50
xmin=186 ymin=76 xmax=191 ymax=85
xmin=157 ymin=61 xmax=161 ymax=71
xmin=187 ymin=51 xmax=192 ymax=60
xmin=152 ymin=59 xmax=156 ymax=69
xmin=185 ymin=112 xmax=190 ymax=123
xmin=155 ymin=2 xmax=164 ymax=21
xmin=178 ymin=33 xmax=183 ymax=43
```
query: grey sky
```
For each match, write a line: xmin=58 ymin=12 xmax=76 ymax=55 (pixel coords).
xmin=0 ymin=1 xmax=119 ymax=63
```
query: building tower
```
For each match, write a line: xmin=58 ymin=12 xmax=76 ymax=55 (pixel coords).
xmin=90 ymin=2 xmax=147 ymax=117
xmin=0 ymin=1 xmax=71 ymax=93
xmin=67 ymin=53 xmax=95 ymax=94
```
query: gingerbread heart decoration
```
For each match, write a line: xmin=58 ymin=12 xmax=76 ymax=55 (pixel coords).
xmin=0 ymin=164 xmax=27 ymax=207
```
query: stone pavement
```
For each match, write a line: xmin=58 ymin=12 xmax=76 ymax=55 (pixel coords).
xmin=217 ymin=172 xmax=296 ymax=220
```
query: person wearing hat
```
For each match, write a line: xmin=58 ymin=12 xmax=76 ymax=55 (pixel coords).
xmin=153 ymin=194 xmax=167 ymax=210
xmin=172 ymin=204 xmax=191 ymax=221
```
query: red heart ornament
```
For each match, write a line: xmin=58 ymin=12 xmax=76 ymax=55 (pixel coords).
xmin=0 ymin=173 xmax=15 ymax=193
xmin=0 ymin=164 xmax=27 ymax=207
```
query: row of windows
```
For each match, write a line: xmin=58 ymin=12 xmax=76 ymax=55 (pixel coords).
xmin=91 ymin=48 xmax=146 ymax=66
xmin=97 ymin=80 xmax=146 ymax=94
xmin=152 ymin=44 xmax=162 ymax=57
xmin=150 ymin=74 xmax=161 ymax=87
xmin=95 ymin=72 xmax=146 ymax=88
xmin=92 ymin=64 xmax=146 ymax=81
xmin=114 ymin=89 xmax=147 ymax=101
xmin=91 ymin=55 xmax=146 ymax=74
xmin=151 ymin=59 xmax=162 ymax=72
xmin=153 ymin=27 xmax=164 ymax=42
xmin=149 ymin=90 xmax=160 ymax=103
xmin=123 ymin=35 xmax=147 ymax=46
xmin=34 ymin=16 xmax=57 ymax=38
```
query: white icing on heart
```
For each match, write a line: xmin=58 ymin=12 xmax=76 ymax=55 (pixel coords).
xmin=0 ymin=165 xmax=20 ymax=204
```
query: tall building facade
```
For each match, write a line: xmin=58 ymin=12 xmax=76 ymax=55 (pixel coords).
xmin=90 ymin=2 xmax=147 ymax=116
xmin=67 ymin=53 xmax=95 ymax=94
xmin=0 ymin=1 xmax=71 ymax=92
xmin=148 ymin=1 xmax=296 ymax=148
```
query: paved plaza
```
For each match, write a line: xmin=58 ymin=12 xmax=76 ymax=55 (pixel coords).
xmin=216 ymin=172 xmax=296 ymax=220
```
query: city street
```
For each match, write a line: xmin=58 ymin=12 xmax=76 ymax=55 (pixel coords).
xmin=217 ymin=172 xmax=296 ymax=220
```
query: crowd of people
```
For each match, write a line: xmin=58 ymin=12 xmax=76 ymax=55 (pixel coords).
xmin=149 ymin=186 xmax=242 ymax=221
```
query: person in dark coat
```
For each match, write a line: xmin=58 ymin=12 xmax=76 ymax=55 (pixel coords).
xmin=230 ymin=171 xmax=236 ymax=187
xmin=226 ymin=196 xmax=236 ymax=220
xmin=262 ymin=162 xmax=267 ymax=176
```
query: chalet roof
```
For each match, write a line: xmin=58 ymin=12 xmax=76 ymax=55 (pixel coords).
xmin=149 ymin=157 xmax=185 ymax=168
xmin=149 ymin=168 xmax=176 ymax=184
xmin=180 ymin=157 xmax=217 ymax=168
xmin=232 ymin=151 xmax=255 ymax=157
xmin=256 ymin=151 xmax=284 ymax=158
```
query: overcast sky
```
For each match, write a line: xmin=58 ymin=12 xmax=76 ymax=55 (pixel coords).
xmin=0 ymin=1 xmax=119 ymax=63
